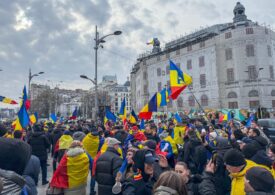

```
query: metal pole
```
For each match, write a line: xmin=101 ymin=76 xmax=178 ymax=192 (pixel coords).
xmin=94 ymin=25 xmax=99 ymax=121
xmin=257 ymin=70 xmax=262 ymax=118
xmin=28 ymin=68 xmax=31 ymax=106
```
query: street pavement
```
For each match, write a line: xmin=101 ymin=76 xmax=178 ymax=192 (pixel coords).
xmin=37 ymin=157 xmax=94 ymax=194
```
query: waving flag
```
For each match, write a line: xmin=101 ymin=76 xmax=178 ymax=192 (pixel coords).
xmin=246 ymin=114 xmax=255 ymax=127
xmin=159 ymin=88 xmax=168 ymax=106
xmin=69 ymin=107 xmax=77 ymax=120
xmin=129 ymin=110 xmax=138 ymax=124
xmin=169 ymin=60 xmax=192 ymax=100
xmin=119 ymin=97 xmax=127 ymax=121
xmin=105 ymin=110 xmax=117 ymax=123
xmin=17 ymin=86 xmax=30 ymax=129
xmin=0 ymin=96 xmax=17 ymax=105
xmin=174 ymin=113 xmax=182 ymax=123
xmin=50 ymin=113 xmax=58 ymax=123
xmin=139 ymin=93 xmax=158 ymax=120
xmin=29 ymin=112 xmax=38 ymax=125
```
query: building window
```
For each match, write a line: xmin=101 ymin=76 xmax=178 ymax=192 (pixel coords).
xmin=272 ymin=100 xmax=275 ymax=108
xmin=265 ymin=28 xmax=269 ymax=34
xmin=187 ymin=45 xmax=192 ymax=52
xmin=188 ymin=96 xmax=195 ymax=107
xmin=177 ymin=97 xmax=183 ymax=108
xmin=227 ymin=68 xmax=235 ymax=82
xmin=228 ymin=92 xmax=237 ymax=98
xmin=271 ymin=90 xmax=275 ymax=96
xmin=246 ymin=44 xmax=255 ymax=57
xmin=158 ymin=82 xmax=162 ymax=92
xmin=228 ymin=102 xmax=238 ymax=109
xmin=143 ymin=85 xmax=148 ymax=94
xmin=199 ymin=56 xmax=205 ymax=67
xmin=270 ymin=66 xmax=274 ymax=79
xmin=143 ymin=71 xmax=147 ymax=80
xmin=200 ymin=41 xmax=205 ymax=48
xmin=268 ymin=45 xmax=272 ymax=57
xmin=225 ymin=32 xmax=232 ymax=39
xmin=201 ymin=94 xmax=208 ymax=106
xmin=166 ymin=65 xmax=170 ymax=75
xmin=248 ymin=90 xmax=259 ymax=97
xmin=166 ymin=53 xmax=170 ymax=59
xmin=157 ymin=68 xmax=161 ymax=76
xmin=225 ymin=48 xmax=233 ymax=60
xmin=176 ymin=49 xmax=180 ymax=55
xmin=187 ymin=60 xmax=192 ymax=70
xmin=249 ymin=100 xmax=259 ymax=109
xmin=157 ymin=56 xmax=160 ymax=61
xmin=200 ymin=74 xmax=206 ymax=88
xmin=246 ymin=28 xmax=254 ymax=34
xmin=247 ymin=65 xmax=257 ymax=80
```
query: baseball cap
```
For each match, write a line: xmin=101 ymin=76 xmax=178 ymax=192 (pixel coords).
xmin=144 ymin=151 xmax=157 ymax=164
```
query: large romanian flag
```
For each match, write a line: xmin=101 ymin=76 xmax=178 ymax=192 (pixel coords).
xmin=54 ymin=135 xmax=74 ymax=153
xmin=169 ymin=60 xmax=192 ymax=100
xmin=138 ymin=93 xmax=158 ymax=120
xmin=0 ymin=96 xmax=17 ymax=105
xmin=50 ymin=152 xmax=90 ymax=189
xmin=129 ymin=109 xmax=138 ymax=124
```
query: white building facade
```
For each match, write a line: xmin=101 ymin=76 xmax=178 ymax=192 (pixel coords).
xmin=131 ymin=2 xmax=275 ymax=112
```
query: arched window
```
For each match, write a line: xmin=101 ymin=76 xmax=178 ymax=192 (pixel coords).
xmin=177 ymin=97 xmax=183 ymax=108
xmin=248 ymin=90 xmax=259 ymax=97
xmin=271 ymin=90 xmax=275 ymax=96
xmin=188 ymin=96 xmax=195 ymax=107
xmin=228 ymin=91 xmax=237 ymax=98
xmin=201 ymin=94 xmax=208 ymax=106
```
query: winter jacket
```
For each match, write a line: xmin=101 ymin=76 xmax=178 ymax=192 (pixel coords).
xmin=0 ymin=168 xmax=25 ymax=195
xmin=198 ymin=171 xmax=216 ymax=195
xmin=28 ymin=132 xmax=50 ymax=161
xmin=50 ymin=129 xmax=63 ymax=155
xmin=230 ymin=160 xmax=258 ymax=195
xmin=154 ymin=185 xmax=179 ymax=195
xmin=23 ymin=155 xmax=40 ymax=185
xmin=122 ymin=176 xmax=155 ymax=195
xmin=95 ymin=147 xmax=123 ymax=195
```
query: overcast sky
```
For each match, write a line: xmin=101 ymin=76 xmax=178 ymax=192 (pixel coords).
xmin=0 ymin=0 xmax=275 ymax=108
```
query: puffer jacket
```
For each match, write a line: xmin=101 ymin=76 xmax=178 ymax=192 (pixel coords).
xmin=28 ymin=132 xmax=50 ymax=161
xmin=154 ymin=185 xmax=179 ymax=195
xmin=0 ymin=168 xmax=25 ymax=195
xmin=230 ymin=160 xmax=258 ymax=195
xmin=95 ymin=147 xmax=123 ymax=195
xmin=198 ymin=171 xmax=216 ymax=195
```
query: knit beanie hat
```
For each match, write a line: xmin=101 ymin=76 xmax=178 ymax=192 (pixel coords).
xmin=242 ymin=143 xmax=258 ymax=159
xmin=224 ymin=148 xmax=246 ymax=166
xmin=0 ymin=138 xmax=31 ymax=175
xmin=246 ymin=167 xmax=274 ymax=193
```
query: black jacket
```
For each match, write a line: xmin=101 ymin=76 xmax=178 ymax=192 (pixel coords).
xmin=50 ymin=129 xmax=63 ymax=155
xmin=122 ymin=178 xmax=154 ymax=195
xmin=95 ymin=147 xmax=123 ymax=195
xmin=28 ymin=132 xmax=50 ymax=161
xmin=198 ymin=172 xmax=216 ymax=195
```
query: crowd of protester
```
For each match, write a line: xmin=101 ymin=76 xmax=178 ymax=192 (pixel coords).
xmin=1 ymin=113 xmax=275 ymax=195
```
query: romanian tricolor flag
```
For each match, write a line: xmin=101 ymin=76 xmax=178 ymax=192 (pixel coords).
xmin=169 ymin=60 xmax=192 ymax=100
xmin=219 ymin=111 xmax=232 ymax=123
xmin=17 ymin=86 xmax=30 ymax=129
xmin=29 ymin=112 xmax=38 ymax=125
xmin=54 ymin=135 xmax=73 ymax=153
xmin=69 ymin=107 xmax=77 ymax=120
xmin=104 ymin=110 xmax=117 ymax=124
xmin=138 ymin=93 xmax=158 ymax=120
xmin=159 ymin=88 xmax=168 ymax=106
xmin=50 ymin=150 xmax=90 ymax=189
xmin=119 ymin=97 xmax=127 ymax=121
xmin=12 ymin=118 xmax=23 ymax=131
xmin=0 ymin=96 xmax=17 ymax=105
xmin=82 ymin=133 xmax=100 ymax=159
xmin=129 ymin=109 xmax=138 ymax=124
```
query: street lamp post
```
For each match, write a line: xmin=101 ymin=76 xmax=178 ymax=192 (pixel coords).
xmin=91 ymin=26 xmax=122 ymax=120
xmin=28 ymin=68 xmax=44 ymax=106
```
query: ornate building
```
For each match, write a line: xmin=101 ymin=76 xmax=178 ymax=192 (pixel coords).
xmin=131 ymin=2 xmax=275 ymax=112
